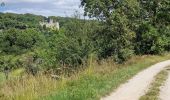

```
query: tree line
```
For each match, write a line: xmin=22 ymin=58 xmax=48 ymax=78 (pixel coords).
xmin=0 ymin=0 xmax=170 ymax=76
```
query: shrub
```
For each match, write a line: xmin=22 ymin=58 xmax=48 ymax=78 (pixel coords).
xmin=159 ymin=25 xmax=170 ymax=51
xmin=48 ymin=31 xmax=91 ymax=68
xmin=135 ymin=23 xmax=166 ymax=54
xmin=0 ymin=28 xmax=46 ymax=54
xmin=92 ymin=14 xmax=135 ymax=63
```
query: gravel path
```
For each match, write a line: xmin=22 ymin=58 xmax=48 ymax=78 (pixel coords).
xmin=160 ymin=71 xmax=170 ymax=100
xmin=101 ymin=60 xmax=170 ymax=100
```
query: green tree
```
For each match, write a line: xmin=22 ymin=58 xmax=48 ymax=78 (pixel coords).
xmin=0 ymin=28 xmax=45 ymax=54
xmin=81 ymin=0 xmax=138 ymax=62
xmin=139 ymin=0 xmax=170 ymax=26
xmin=135 ymin=0 xmax=170 ymax=54
xmin=135 ymin=23 xmax=166 ymax=54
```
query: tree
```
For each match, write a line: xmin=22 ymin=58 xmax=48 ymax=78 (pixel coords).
xmin=81 ymin=0 xmax=138 ymax=62
xmin=135 ymin=23 xmax=166 ymax=54
xmin=139 ymin=0 xmax=170 ymax=26
xmin=81 ymin=0 xmax=139 ymax=24
xmin=0 ymin=28 xmax=45 ymax=54
xmin=135 ymin=0 xmax=170 ymax=54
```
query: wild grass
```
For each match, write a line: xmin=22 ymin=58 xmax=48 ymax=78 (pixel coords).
xmin=0 ymin=74 xmax=61 ymax=100
xmin=10 ymin=68 xmax=25 ymax=77
xmin=0 ymin=72 xmax=5 ymax=85
xmin=43 ymin=54 xmax=170 ymax=100
xmin=139 ymin=67 xmax=169 ymax=100
xmin=0 ymin=68 xmax=25 ymax=85
xmin=0 ymin=54 xmax=170 ymax=100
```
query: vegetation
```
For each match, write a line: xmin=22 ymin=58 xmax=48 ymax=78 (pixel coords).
xmin=0 ymin=0 xmax=170 ymax=99
xmin=0 ymin=54 xmax=170 ymax=100
xmin=0 ymin=0 xmax=170 ymax=74
xmin=139 ymin=67 xmax=169 ymax=100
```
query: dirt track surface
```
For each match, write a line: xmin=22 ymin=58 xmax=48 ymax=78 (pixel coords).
xmin=101 ymin=60 xmax=170 ymax=100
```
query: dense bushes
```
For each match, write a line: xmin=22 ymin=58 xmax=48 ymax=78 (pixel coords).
xmin=0 ymin=29 xmax=46 ymax=54
xmin=0 ymin=13 xmax=44 ymax=29
xmin=44 ymin=19 xmax=94 ymax=69
xmin=159 ymin=26 xmax=170 ymax=51
xmin=81 ymin=0 xmax=170 ymax=60
xmin=92 ymin=23 xmax=134 ymax=63
xmin=81 ymin=0 xmax=138 ymax=63
xmin=0 ymin=0 xmax=170 ymax=75
xmin=135 ymin=23 xmax=167 ymax=54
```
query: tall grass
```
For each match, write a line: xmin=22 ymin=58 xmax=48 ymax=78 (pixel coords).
xmin=0 ymin=74 xmax=60 ymax=100
xmin=0 ymin=73 xmax=5 ymax=85
xmin=0 ymin=54 xmax=170 ymax=100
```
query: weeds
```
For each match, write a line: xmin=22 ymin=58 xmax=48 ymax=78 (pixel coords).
xmin=0 ymin=54 xmax=170 ymax=100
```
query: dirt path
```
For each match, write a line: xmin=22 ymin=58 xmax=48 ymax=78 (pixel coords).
xmin=160 ymin=70 xmax=170 ymax=100
xmin=101 ymin=60 xmax=170 ymax=100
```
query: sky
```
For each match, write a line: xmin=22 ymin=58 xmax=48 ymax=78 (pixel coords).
xmin=0 ymin=0 xmax=84 ymax=17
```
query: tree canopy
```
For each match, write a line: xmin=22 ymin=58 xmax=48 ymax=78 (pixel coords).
xmin=0 ymin=0 xmax=170 ymax=74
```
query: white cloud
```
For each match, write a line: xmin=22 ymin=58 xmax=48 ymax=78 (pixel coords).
xmin=3 ymin=0 xmax=47 ymax=3
xmin=1 ymin=0 xmax=83 ymax=17
xmin=3 ymin=9 xmax=56 ymax=16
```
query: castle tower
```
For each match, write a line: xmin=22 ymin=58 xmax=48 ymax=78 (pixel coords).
xmin=40 ymin=17 xmax=59 ymax=30
xmin=49 ymin=19 xmax=54 ymax=24
xmin=56 ymin=22 xmax=60 ymax=30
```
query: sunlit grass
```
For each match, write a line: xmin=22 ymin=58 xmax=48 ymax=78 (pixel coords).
xmin=43 ymin=54 xmax=170 ymax=100
xmin=0 ymin=53 xmax=170 ymax=100
xmin=0 ymin=68 xmax=25 ymax=85
xmin=0 ymin=74 xmax=60 ymax=100
xmin=10 ymin=68 xmax=25 ymax=77
xmin=0 ymin=73 xmax=5 ymax=85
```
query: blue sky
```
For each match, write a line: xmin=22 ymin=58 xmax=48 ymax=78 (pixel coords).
xmin=0 ymin=0 xmax=83 ymax=17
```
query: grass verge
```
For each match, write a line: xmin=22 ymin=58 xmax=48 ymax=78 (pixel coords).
xmin=1 ymin=54 xmax=170 ymax=100
xmin=139 ymin=67 xmax=169 ymax=100
xmin=43 ymin=54 xmax=170 ymax=100
xmin=0 ymin=73 xmax=5 ymax=85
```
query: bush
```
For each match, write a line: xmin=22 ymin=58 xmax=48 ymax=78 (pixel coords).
xmin=92 ymin=14 xmax=135 ymax=63
xmin=135 ymin=23 xmax=166 ymax=54
xmin=159 ymin=26 xmax=170 ymax=51
xmin=48 ymin=31 xmax=91 ymax=68
xmin=0 ymin=29 xmax=46 ymax=54
xmin=0 ymin=55 xmax=22 ymax=72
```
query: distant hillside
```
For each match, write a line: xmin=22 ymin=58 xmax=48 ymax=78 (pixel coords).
xmin=0 ymin=13 xmax=44 ymax=29
xmin=0 ymin=13 xmax=82 ymax=30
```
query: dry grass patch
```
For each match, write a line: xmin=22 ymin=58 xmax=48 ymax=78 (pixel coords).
xmin=0 ymin=54 xmax=170 ymax=100
xmin=0 ymin=74 xmax=63 ymax=100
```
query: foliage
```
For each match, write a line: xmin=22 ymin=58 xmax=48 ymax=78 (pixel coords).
xmin=160 ymin=26 xmax=170 ymax=51
xmin=0 ymin=1 xmax=170 ymax=99
xmin=46 ymin=20 xmax=94 ymax=69
xmin=0 ymin=28 xmax=45 ymax=54
xmin=81 ymin=0 xmax=170 ymax=60
xmin=81 ymin=0 xmax=139 ymax=62
xmin=0 ymin=0 xmax=170 ymax=73
xmin=0 ymin=13 xmax=44 ymax=29
xmin=1 ymin=53 xmax=170 ymax=100
xmin=139 ymin=0 xmax=170 ymax=26
xmin=42 ymin=54 xmax=170 ymax=100
xmin=135 ymin=23 xmax=167 ymax=54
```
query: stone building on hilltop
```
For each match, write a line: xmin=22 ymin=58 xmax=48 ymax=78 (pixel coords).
xmin=40 ymin=18 xmax=59 ymax=30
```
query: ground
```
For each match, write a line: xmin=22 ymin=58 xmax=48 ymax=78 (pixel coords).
xmin=102 ymin=60 xmax=170 ymax=100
